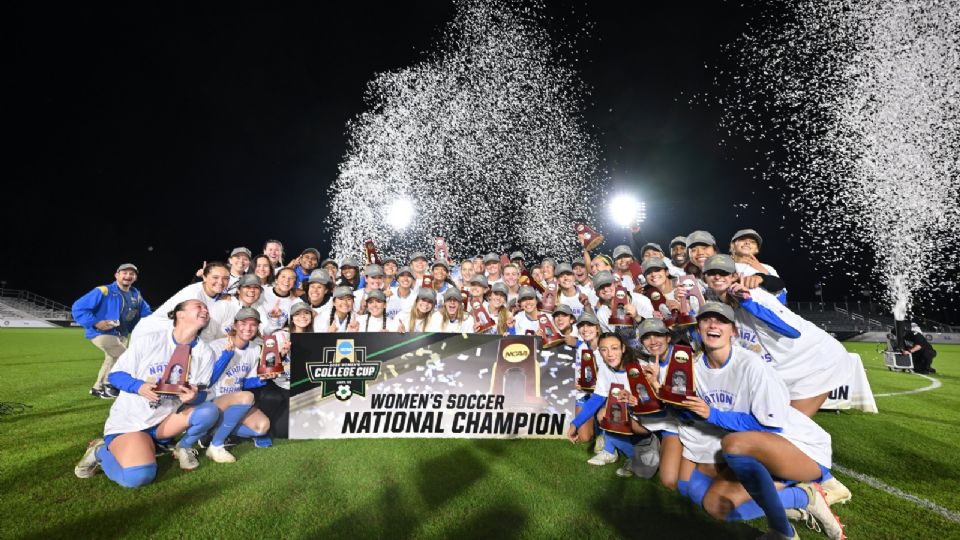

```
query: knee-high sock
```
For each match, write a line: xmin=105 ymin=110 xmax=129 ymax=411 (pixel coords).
xmin=681 ymin=468 xmax=712 ymax=508
xmin=178 ymin=401 xmax=220 ymax=449
xmin=236 ymin=425 xmax=272 ymax=447
xmin=724 ymin=453 xmax=793 ymax=536
xmin=95 ymin=446 xmax=156 ymax=488
xmin=727 ymin=487 xmax=809 ymax=521
xmin=603 ymin=431 xmax=635 ymax=458
xmin=211 ymin=404 xmax=252 ymax=446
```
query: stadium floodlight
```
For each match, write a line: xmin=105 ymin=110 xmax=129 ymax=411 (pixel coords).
xmin=386 ymin=198 xmax=415 ymax=231
xmin=609 ymin=194 xmax=646 ymax=228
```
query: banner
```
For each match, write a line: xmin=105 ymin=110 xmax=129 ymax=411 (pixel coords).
xmin=289 ymin=333 xmax=576 ymax=439
xmin=821 ymin=352 xmax=878 ymax=413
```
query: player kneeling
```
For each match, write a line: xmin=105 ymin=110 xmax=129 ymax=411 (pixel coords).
xmin=74 ymin=300 xmax=219 ymax=487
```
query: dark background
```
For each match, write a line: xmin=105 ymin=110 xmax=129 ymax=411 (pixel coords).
xmin=8 ymin=1 xmax=955 ymax=324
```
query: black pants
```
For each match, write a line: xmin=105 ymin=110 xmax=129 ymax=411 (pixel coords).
xmin=914 ymin=351 xmax=936 ymax=373
xmin=252 ymin=383 xmax=289 ymax=439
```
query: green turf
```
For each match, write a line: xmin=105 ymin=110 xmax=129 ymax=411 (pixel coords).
xmin=1 ymin=329 xmax=958 ymax=539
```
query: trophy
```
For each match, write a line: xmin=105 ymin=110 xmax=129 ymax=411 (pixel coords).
xmin=576 ymin=348 xmax=597 ymax=391
xmin=421 ymin=275 xmax=434 ymax=289
xmin=471 ymin=300 xmax=495 ymax=333
xmin=540 ymin=279 xmax=558 ymax=312
xmin=537 ymin=313 xmax=564 ymax=348
xmin=499 ymin=253 xmax=511 ymax=267
xmin=675 ymin=275 xmax=704 ymax=328
xmin=607 ymin=286 xmax=635 ymax=326
xmin=155 ymin=344 xmax=191 ymax=394
xmin=626 ymin=362 xmax=662 ymax=414
xmin=489 ymin=336 xmax=542 ymax=406
xmin=642 ymin=284 xmax=674 ymax=326
xmin=258 ymin=334 xmax=284 ymax=376
xmin=575 ymin=223 xmax=604 ymax=252
xmin=434 ymin=237 xmax=448 ymax=263
xmin=599 ymin=383 xmax=633 ymax=435
xmin=364 ymin=239 xmax=381 ymax=265
xmin=627 ymin=260 xmax=645 ymax=286
xmin=657 ymin=344 xmax=696 ymax=405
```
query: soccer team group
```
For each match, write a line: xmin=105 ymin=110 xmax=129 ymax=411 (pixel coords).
xmin=70 ymin=228 xmax=853 ymax=539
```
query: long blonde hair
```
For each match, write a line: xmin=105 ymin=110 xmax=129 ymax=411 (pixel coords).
xmin=440 ymin=302 xmax=467 ymax=331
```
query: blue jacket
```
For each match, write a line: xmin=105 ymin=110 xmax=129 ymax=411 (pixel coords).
xmin=72 ymin=282 xmax=152 ymax=339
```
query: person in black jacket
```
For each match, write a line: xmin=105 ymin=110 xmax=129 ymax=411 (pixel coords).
xmin=905 ymin=326 xmax=938 ymax=374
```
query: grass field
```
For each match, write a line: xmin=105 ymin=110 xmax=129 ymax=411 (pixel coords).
xmin=1 ymin=329 xmax=958 ymax=539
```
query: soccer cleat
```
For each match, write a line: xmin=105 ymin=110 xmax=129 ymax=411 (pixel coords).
xmin=197 ymin=434 xmax=213 ymax=449
xmin=173 ymin=447 xmax=200 ymax=470
xmin=587 ymin=450 xmax=618 ymax=466
xmin=206 ymin=444 xmax=237 ymax=463
xmin=798 ymin=482 xmax=846 ymax=540
xmin=102 ymin=385 xmax=120 ymax=398
xmin=615 ymin=458 xmax=635 ymax=477
xmin=74 ymin=438 xmax=104 ymax=478
xmin=821 ymin=477 xmax=852 ymax=506
xmin=757 ymin=528 xmax=797 ymax=539
xmin=89 ymin=388 xmax=104 ymax=398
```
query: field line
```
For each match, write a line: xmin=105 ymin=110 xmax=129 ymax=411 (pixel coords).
xmin=833 ymin=463 xmax=960 ymax=523
xmin=874 ymin=374 xmax=941 ymax=398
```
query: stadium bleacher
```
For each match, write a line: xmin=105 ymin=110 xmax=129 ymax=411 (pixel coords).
xmin=0 ymin=289 xmax=72 ymax=328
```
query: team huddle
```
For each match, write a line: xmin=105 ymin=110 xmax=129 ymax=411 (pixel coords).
xmin=71 ymin=228 xmax=853 ymax=539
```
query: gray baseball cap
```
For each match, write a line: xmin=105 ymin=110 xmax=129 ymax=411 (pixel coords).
xmin=116 ymin=263 xmax=139 ymax=274
xmin=333 ymin=286 xmax=354 ymax=299
xmin=431 ymin=259 xmax=449 ymax=271
xmin=641 ymin=257 xmax=668 ymax=275
xmin=555 ymin=263 xmax=574 ymax=276
xmin=230 ymin=247 xmax=252 ymax=258
xmin=732 ymin=228 xmax=763 ymax=246
xmin=613 ymin=245 xmax=634 ymax=260
xmin=301 ymin=248 xmax=321 ymax=258
xmin=483 ymin=253 xmax=500 ymax=264
xmin=290 ymin=301 xmax=313 ymax=317
xmin=320 ymin=258 xmax=338 ymax=268
xmin=382 ymin=256 xmax=399 ymax=265
xmin=490 ymin=282 xmax=509 ymax=296
xmin=366 ymin=289 xmax=387 ymax=302
xmin=576 ymin=311 xmax=601 ymax=327
xmin=468 ymin=274 xmax=489 ymax=287
xmin=686 ymin=230 xmax=717 ymax=248
xmin=638 ymin=318 xmax=670 ymax=338
xmin=396 ymin=266 xmax=414 ymax=278
xmin=307 ymin=269 xmax=332 ymax=285
xmin=541 ymin=257 xmax=557 ymax=268
xmin=517 ymin=285 xmax=538 ymax=301
xmin=443 ymin=287 xmax=463 ymax=302
xmin=669 ymin=236 xmax=687 ymax=248
xmin=640 ymin=243 xmax=664 ymax=256
xmin=234 ymin=307 xmax=261 ymax=322
xmin=572 ymin=257 xmax=586 ymax=268
xmin=592 ymin=271 xmax=616 ymax=289
xmin=409 ymin=251 xmax=429 ymax=263
xmin=702 ymin=254 xmax=737 ymax=274
xmin=697 ymin=301 xmax=736 ymax=322
xmin=553 ymin=304 xmax=574 ymax=318
xmin=238 ymin=274 xmax=262 ymax=288
xmin=510 ymin=251 xmax=525 ymax=261
xmin=416 ymin=288 xmax=437 ymax=302
xmin=364 ymin=264 xmax=385 ymax=278
xmin=340 ymin=256 xmax=360 ymax=269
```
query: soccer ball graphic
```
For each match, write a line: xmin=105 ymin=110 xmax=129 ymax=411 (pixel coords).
xmin=335 ymin=384 xmax=353 ymax=401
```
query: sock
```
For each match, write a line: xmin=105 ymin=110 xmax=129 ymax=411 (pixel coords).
xmin=677 ymin=480 xmax=690 ymax=498
xmin=235 ymin=425 xmax=273 ymax=448
xmin=819 ymin=467 xmax=834 ymax=482
xmin=95 ymin=446 xmax=156 ymax=488
xmin=724 ymin=453 xmax=793 ymax=536
xmin=178 ymin=401 xmax=220 ymax=448
xmin=211 ymin=403 xmax=251 ymax=447
xmin=605 ymin=432 xmax=635 ymax=458
xmin=728 ymin=487 xmax=809 ymax=522
xmin=685 ymin=468 xmax=712 ymax=507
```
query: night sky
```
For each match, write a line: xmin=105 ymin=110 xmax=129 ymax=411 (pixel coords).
xmin=8 ymin=2 xmax=952 ymax=323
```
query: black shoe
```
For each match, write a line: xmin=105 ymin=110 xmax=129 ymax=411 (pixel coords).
xmin=103 ymin=384 xmax=120 ymax=398
xmin=197 ymin=433 xmax=213 ymax=449
xmin=90 ymin=388 xmax=104 ymax=398
xmin=928 ymin=368 xmax=937 ymax=374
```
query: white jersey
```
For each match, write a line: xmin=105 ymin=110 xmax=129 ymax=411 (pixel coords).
xmin=427 ymin=311 xmax=475 ymax=333
xmin=103 ymin=331 xmax=215 ymax=436
xmin=736 ymin=262 xmax=780 ymax=278
xmin=314 ymin=306 xmax=353 ymax=333
xmin=558 ymin=287 xmax=587 ymax=318
xmin=512 ymin=312 xmax=541 ymax=336
xmin=386 ymin=287 xmax=416 ymax=320
xmin=132 ymin=282 xmax=222 ymax=340
xmin=594 ymin=361 xmax=629 ymax=399
xmin=218 ymin=297 xmax=282 ymax=336
xmin=735 ymin=288 xmax=853 ymax=399
xmin=679 ymin=346 xmax=832 ymax=466
xmin=356 ymin=313 xmax=390 ymax=332
xmin=207 ymin=338 xmax=261 ymax=399
xmin=260 ymin=287 xmax=298 ymax=331
xmin=395 ymin=311 xmax=430 ymax=332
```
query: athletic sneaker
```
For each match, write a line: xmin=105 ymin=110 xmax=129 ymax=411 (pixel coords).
xmin=172 ymin=446 xmax=200 ymax=470
xmin=615 ymin=458 xmax=634 ymax=477
xmin=821 ymin=477 xmax=852 ymax=505
xmin=593 ymin=432 xmax=606 ymax=454
xmin=74 ymin=438 xmax=104 ymax=478
xmin=206 ymin=444 xmax=237 ymax=463
xmin=757 ymin=528 xmax=797 ymax=539
xmin=798 ymin=482 xmax=845 ymax=540
xmin=587 ymin=450 xmax=618 ymax=466
xmin=89 ymin=387 xmax=104 ymax=398
xmin=102 ymin=385 xmax=120 ymax=398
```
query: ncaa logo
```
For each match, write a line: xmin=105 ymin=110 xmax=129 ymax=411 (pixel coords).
xmin=337 ymin=341 xmax=354 ymax=356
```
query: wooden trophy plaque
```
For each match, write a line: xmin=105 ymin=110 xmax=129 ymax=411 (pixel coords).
xmin=540 ymin=279 xmax=558 ymax=312
xmin=489 ymin=336 xmax=542 ymax=406
xmin=575 ymin=223 xmax=604 ymax=252
xmin=627 ymin=260 xmax=645 ymax=287
xmin=537 ymin=313 xmax=564 ymax=348
xmin=675 ymin=275 xmax=704 ymax=328
xmin=576 ymin=348 xmax=597 ymax=392
xmin=421 ymin=275 xmax=434 ymax=289
xmin=657 ymin=344 xmax=696 ymax=405
xmin=499 ymin=253 xmax=511 ymax=267
xmin=471 ymin=300 xmax=495 ymax=332
xmin=607 ymin=287 xmax=635 ymax=327
xmin=599 ymin=383 xmax=633 ymax=435
xmin=155 ymin=343 xmax=192 ymax=394
xmin=626 ymin=362 xmax=662 ymax=414
xmin=642 ymin=285 xmax=674 ymax=326
xmin=258 ymin=334 xmax=284 ymax=376
xmin=364 ymin=239 xmax=381 ymax=266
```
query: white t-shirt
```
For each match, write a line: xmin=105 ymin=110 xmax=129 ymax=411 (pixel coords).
xmin=395 ymin=311 xmax=430 ymax=332
xmin=736 ymin=262 xmax=780 ymax=278
xmin=356 ymin=313 xmax=390 ymax=332
xmin=207 ymin=338 xmax=262 ymax=399
xmin=104 ymin=331 xmax=215 ymax=436
xmin=594 ymin=361 xmax=629 ymax=399
xmin=427 ymin=311 xmax=475 ymax=333
xmin=558 ymin=287 xmax=587 ymax=318
xmin=132 ymin=282 xmax=223 ymax=340
xmin=512 ymin=311 xmax=541 ymax=336
xmin=314 ymin=306 xmax=353 ymax=333
xmin=260 ymin=287 xmax=298 ymax=332
xmin=386 ymin=287 xmax=416 ymax=320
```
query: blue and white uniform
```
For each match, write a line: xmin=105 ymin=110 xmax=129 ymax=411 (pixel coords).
xmin=386 ymin=287 xmax=416 ymax=320
xmin=207 ymin=338 xmax=265 ymax=399
xmin=558 ymin=288 xmax=587 ymax=318
xmin=427 ymin=311 xmax=475 ymax=333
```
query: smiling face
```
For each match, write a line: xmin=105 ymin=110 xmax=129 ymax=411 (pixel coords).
xmin=114 ymin=269 xmax=137 ymax=290
xmin=444 ymin=298 xmax=460 ymax=316
xmin=558 ymin=272 xmax=574 ymax=289
xmin=300 ymin=252 xmax=319 ymax=271
xmin=411 ymin=259 xmax=427 ymax=274
xmin=520 ymin=297 xmax=537 ymax=314
xmin=645 ymin=268 xmax=668 ymax=288
xmin=333 ymin=295 xmax=354 ymax=315
xmin=397 ymin=274 xmax=414 ymax=289
xmin=485 ymin=261 xmax=501 ymax=278
xmin=292 ymin=309 xmax=313 ymax=330
xmin=577 ymin=322 xmax=598 ymax=342
xmin=416 ymin=298 xmax=434 ymax=314
xmin=275 ymin=268 xmax=296 ymax=294
xmin=254 ymin=256 xmax=273 ymax=280
xmin=383 ymin=261 xmax=398 ymax=276
xmin=573 ymin=265 xmax=587 ymax=280
xmin=641 ymin=333 xmax=670 ymax=358
xmin=671 ymin=243 xmax=688 ymax=266
xmin=460 ymin=261 xmax=475 ymax=281
xmin=366 ymin=275 xmax=384 ymax=291
xmin=432 ymin=266 xmax=448 ymax=282
xmin=689 ymin=244 xmax=717 ymax=270
xmin=306 ymin=282 xmax=327 ymax=305
xmin=469 ymin=284 xmax=486 ymax=298
xmin=553 ymin=313 xmax=573 ymax=332
xmin=489 ymin=292 xmax=506 ymax=310
xmin=597 ymin=283 xmax=615 ymax=301
xmin=323 ymin=262 xmax=339 ymax=278
xmin=234 ymin=318 xmax=259 ymax=342
xmin=176 ymin=299 xmax=209 ymax=329
xmin=264 ymin=242 xmax=282 ymax=265
xmin=341 ymin=266 xmax=357 ymax=280
xmin=698 ymin=315 xmax=735 ymax=354
xmin=229 ymin=253 xmax=250 ymax=275
xmin=541 ymin=262 xmax=555 ymax=281
xmin=598 ymin=335 xmax=624 ymax=370
xmin=203 ymin=266 xmax=230 ymax=296
xmin=239 ymin=284 xmax=262 ymax=305
xmin=502 ymin=266 xmax=519 ymax=286
xmin=367 ymin=298 xmax=386 ymax=317
xmin=733 ymin=238 xmax=760 ymax=257
xmin=704 ymin=270 xmax=738 ymax=293
xmin=615 ymin=256 xmax=633 ymax=272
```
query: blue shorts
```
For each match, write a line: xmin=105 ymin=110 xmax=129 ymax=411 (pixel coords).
xmin=104 ymin=425 xmax=173 ymax=449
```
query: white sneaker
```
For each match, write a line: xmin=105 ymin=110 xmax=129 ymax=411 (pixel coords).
xmin=799 ymin=482 xmax=846 ymax=540
xmin=821 ymin=477 xmax=852 ymax=505
xmin=173 ymin=446 xmax=200 ymax=470
xmin=206 ymin=444 xmax=237 ymax=463
xmin=74 ymin=438 xmax=104 ymax=478
xmin=587 ymin=450 xmax=618 ymax=466
xmin=615 ymin=458 xmax=634 ymax=477
xmin=593 ymin=433 xmax=606 ymax=454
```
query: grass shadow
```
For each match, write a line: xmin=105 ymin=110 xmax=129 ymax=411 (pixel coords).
xmin=416 ymin=447 xmax=488 ymax=506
